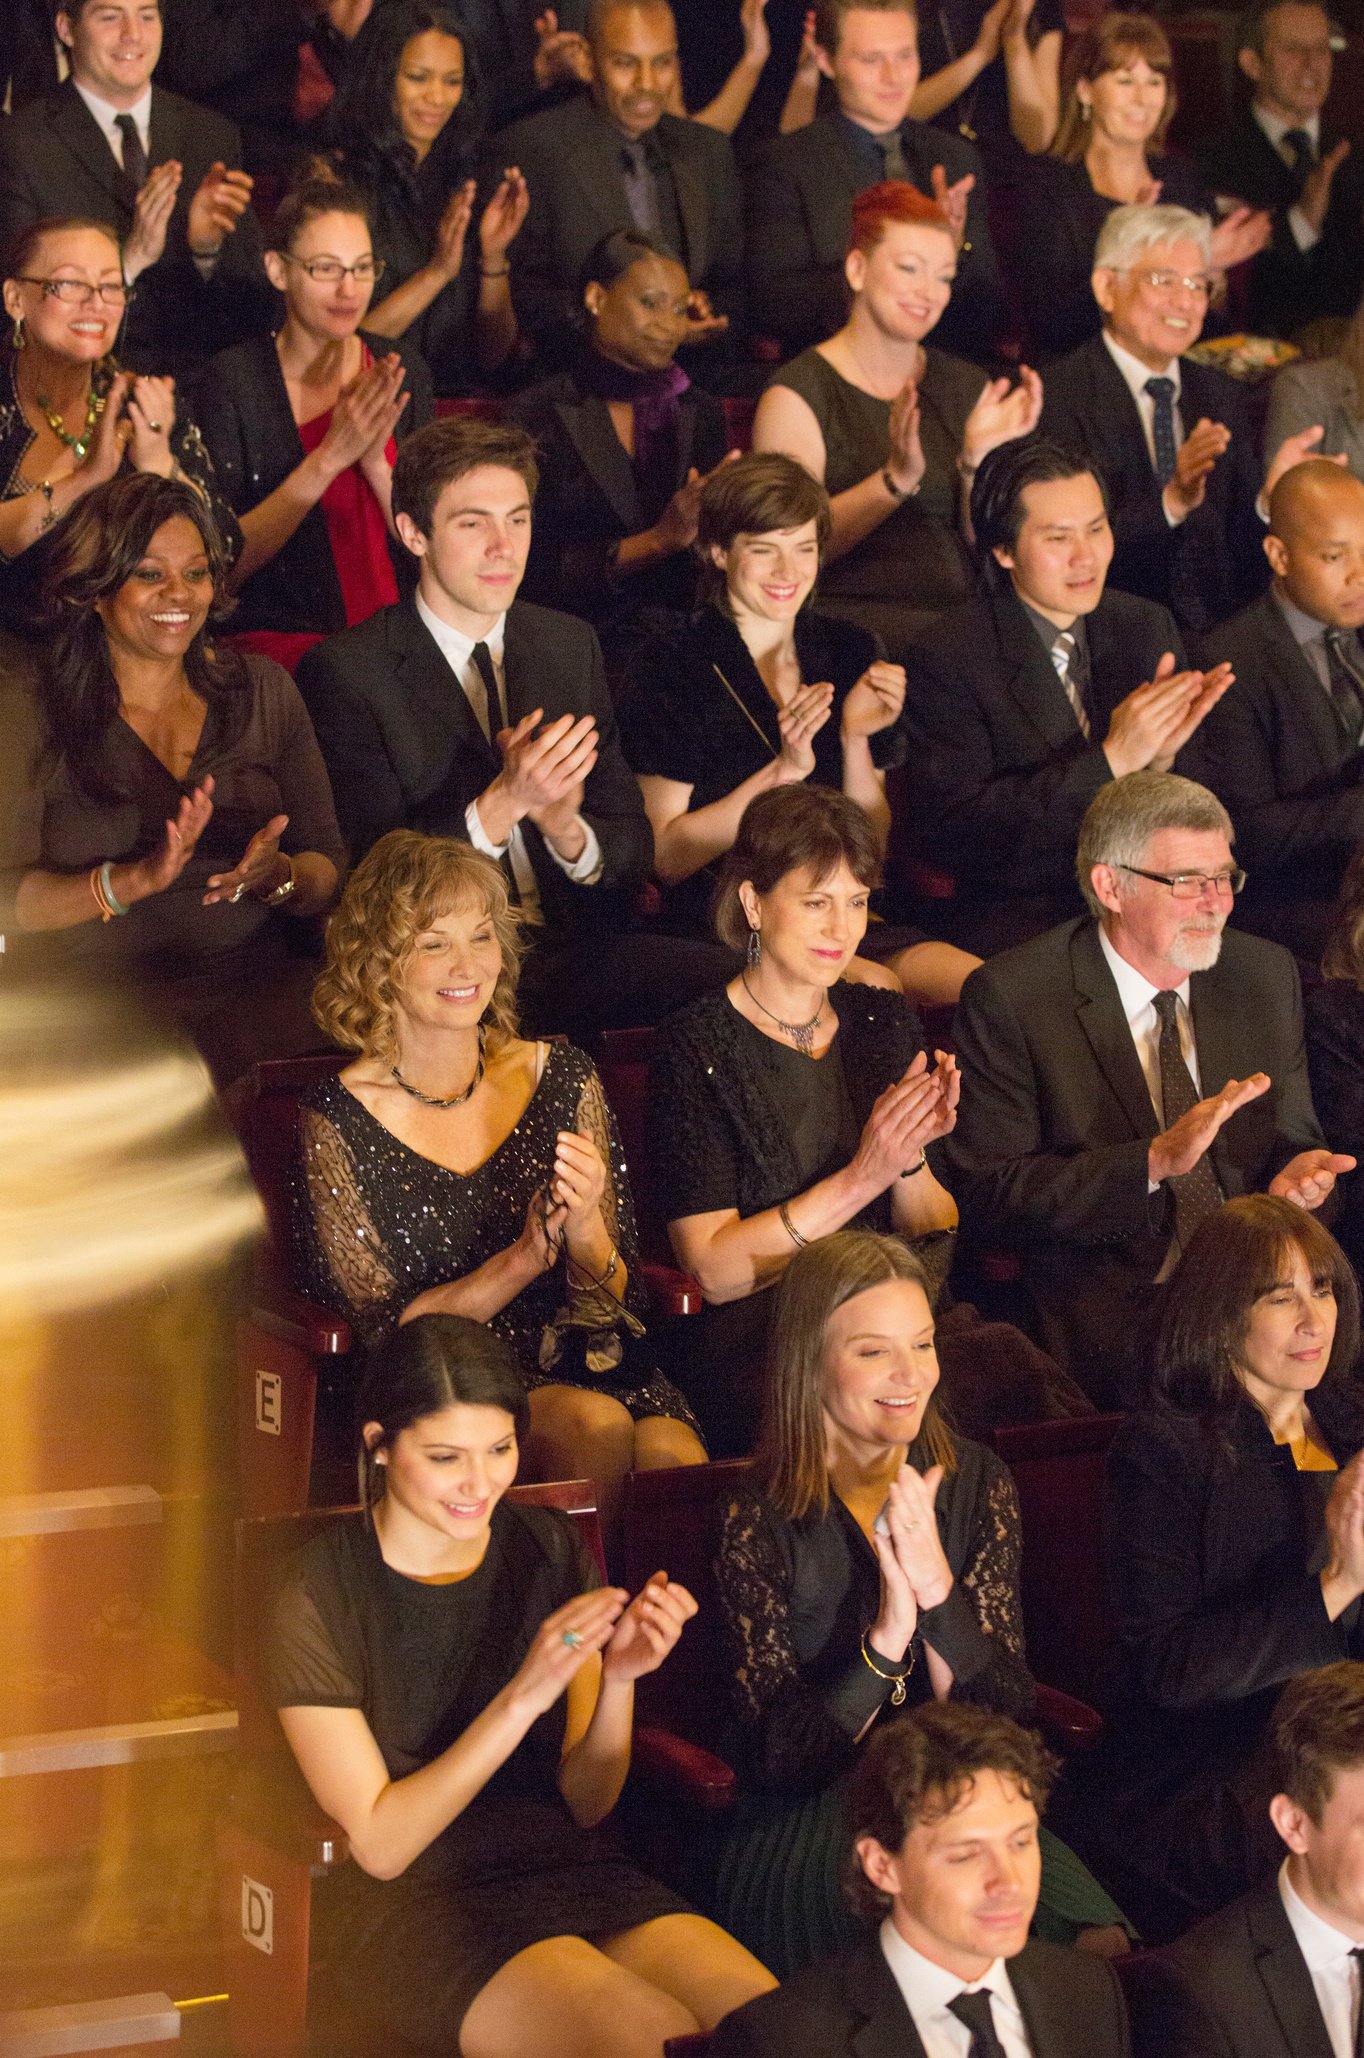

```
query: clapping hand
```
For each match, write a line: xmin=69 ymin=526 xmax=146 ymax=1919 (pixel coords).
xmin=685 ymin=288 xmax=730 ymax=343
xmin=885 ymin=376 xmax=926 ymax=499
xmin=533 ymin=8 xmax=593 ymax=87
xmin=1269 ymin=1149 xmax=1357 ymax=1210
xmin=187 ymin=162 xmax=254 ymax=256
xmin=601 ymin=1571 xmax=698 ymax=1683
xmin=124 ymin=162 xmax=182 ymax=280
xmin=1163 ymin=417 xmax=1231 ymax=521
xmin=961 ymin=365 xmax=1043 ymax=469
xmin=479 ymin=169 xmax=530 ymax=264
xmin=123 ymin=779 xmax=216 ymax=903
xmin=1209 ymin=204 xmax=1272 ymax=272
xmin=841 ymin=660 xmax=906 ymax=739
xmin=548 ymin=1129 xmax=608 ymax=1237
xmin=777 ymin=681 xmax=834 ymax=776
xmin=929 ymin=163 xmax=976 ymax=249
xmin=204 ymin=813 xmax=289 ymax=907
xmin=1263 ymin=423 xmax=1348 ymax=505
xmin=432 ymin=181 xmax=476 ymax=281
xmin=125 ymin=374 xmax=177 ymax=473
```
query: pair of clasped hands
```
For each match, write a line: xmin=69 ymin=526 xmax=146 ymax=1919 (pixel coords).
xmin=515 ymin=1572 xmax=699 ymax=1713
xmin=867 ymin=1463 xmax=956 ymax=1669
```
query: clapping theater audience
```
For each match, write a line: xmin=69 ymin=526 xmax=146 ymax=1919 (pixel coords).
xmin=752 ymin=181 xmax=1041 ymax=662
xmin=744 ymin=0 xmax=1005 ymax=365
xmin=0 ymin=217 xmax=238 ymax=634
xmin=1086 ymin=1198 xmax=1364 ymax=1942
xmin=192 ymin=179 xmax=431 ymax=664
xmin=265 ymin=1312 xmax=770 ymax=2056
xmin=1307 ymin=851 xmax=1364 ymax=1280
xmin=0 ymin=473 xmax=344 ymax=1086
xmin=1021 ymin=15 xmax=1268 ymax=362
xmin=1266 ymin=291 xmax=1364 ymax=479
xmin=506 ymin=229 xmax=729 ymax=670
xmin=903 ymin=439 xmax=1229 ymax=957
xmin=0 ymin=0 xmax=271 ymax=374
xmin=943 ymin=773 xmax=1349 ymax=1404
xmin=702 ymin=1233 xmax=1128 ymax=1979
xmin=710 ymin=1702 xmax=1131 ymax=2056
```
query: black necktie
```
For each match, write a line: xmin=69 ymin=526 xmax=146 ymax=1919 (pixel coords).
xmin=875 ymin=127 xmax=911 ymax=183
xmin=114 ymin=112 xmax=148 ymax=189
xmin=469 ymin=641 xmax=506 ymax=739
xmin=1283 ymin=125 xmax=1315 ymax=190
xmin=947 ymin=1988 xmax=1008 ymax=2058
xmin=621 ymin=139 xmax=661 ymax=237
xmin=1351 ymin=1944 xmax=1364 ymax=2058
xmin=1153 ymin=988 xmax=1223 ymax=1249
xmin=1144 ymin=375 xmax=1179 ymax=488
xmin=1324 ymin=628 xmax=1364 ymax=746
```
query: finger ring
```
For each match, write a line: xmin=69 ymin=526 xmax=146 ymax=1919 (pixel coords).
xmin=230 ymin=884 xmax=247 ymax=904
xmin=146 ymin=420 xmax=163 ymax=432
xmin=561 ymin=1629 xmax=583 ymax=1649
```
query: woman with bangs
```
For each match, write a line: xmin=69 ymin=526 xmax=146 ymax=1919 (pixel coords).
xmin=751 ymin=180 xmax=1042 ymax=661
xmin=295 ymin=829 xmax=706 ymax=1541
xmin=1087 ymin=1195 xmax=1364 ymax=1939
xmin=1020 ymin=13 xmax=1269 ymax=359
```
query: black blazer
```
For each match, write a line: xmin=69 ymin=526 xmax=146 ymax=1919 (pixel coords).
xmin=0 ymin=79 xmax=272 ymax=373
xmin=1197 ymin=110 xmax=1364 ymax=338
xmin=190 ymin=329 xmax=431 ymax=638
xmin=155 ymin=0 xmax=316 ymax=176
xmin=1306 ymin=978 xmax=1364 ymax=1277
xmin=1128 ymin=1877 xmax=1334 ymax=2058
xmin=497 ymin=91 xmax=744 ymax=356
xmin=743 ymin=110 xmax=1005 ymax=366
xmin=1039 ymin=336 xmax=1269 ymax=635
xmin=709 ymin=1931 xmax=1130 ymax=2058
xmin=901 ymin=584 xmax=1188 ymax=954
xmin=940 ymin=916 xmax=1326 ymax=1401
xmin=294 ymin=596 xmax=652 ymax=934
xmin=1192 ymin=589 xmax=1364 ymax=960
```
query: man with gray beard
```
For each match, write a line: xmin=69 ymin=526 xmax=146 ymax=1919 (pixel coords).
xmin=941 ymin=771 xmax=1351 ymax=1404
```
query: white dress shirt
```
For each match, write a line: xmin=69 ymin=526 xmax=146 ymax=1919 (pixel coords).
xmin=1252 ymin=103 xmax=1323 ymax=252
xmin=1098 ymin=925 xmax=1202 ymax=1121
xmin=1279 ymin=1860 xmax=1364 ymax=2058
xmin=879 ymin=1920 xmax=1033 ymax=2058
xmin=415 ymin=593 xmax=602 ymax=918
xmin=74 ymin=81 xmax=151 ymax=161
xmin=1101 ymin=331 xmax=1187 ymax=530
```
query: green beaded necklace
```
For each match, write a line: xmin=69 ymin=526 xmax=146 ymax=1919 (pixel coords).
xmin=33 ymin=385 xmax=103 ymax=461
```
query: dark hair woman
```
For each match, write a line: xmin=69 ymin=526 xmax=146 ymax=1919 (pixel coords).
xmin=1085 ymin=1195 xmax=1364 ymax=1942
xmin=0 ymin=471 xmax=344 ymax=1084
xmin=265 ymin=1311 xmax=773 ymax=2055
xmin=704 ymin=1231 xmax=1128 ymax=1977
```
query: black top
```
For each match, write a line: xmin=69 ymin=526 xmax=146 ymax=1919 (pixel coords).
xmin=1306 ymin=978 xmax=1364 ymax=1276
xmin=917 ymin=0 xmax=1064 ymax=166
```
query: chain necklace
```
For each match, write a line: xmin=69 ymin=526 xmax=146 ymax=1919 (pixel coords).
xmin=33 ymin=384 xmax=103 ymax=461
xmin=391 ymin=1029 xmax=486 ymax=1108
xmin=741 ymin=972 xmax=825 ymax=1059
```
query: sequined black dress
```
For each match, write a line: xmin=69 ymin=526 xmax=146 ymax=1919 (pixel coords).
xmin=294 ymin=1039 xmax=701 ymax=1431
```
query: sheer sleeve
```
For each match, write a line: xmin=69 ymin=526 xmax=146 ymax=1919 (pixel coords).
xmin=296 ymin=1103 xmax=403 ymax=1348
xmin=920 ymin=1457 xmax=1035 ymax=1720
xmin=265 ymin=1558 xmax=363 ymax=1710
xmin=572 ymin=1060 xmax=647 ymax=1320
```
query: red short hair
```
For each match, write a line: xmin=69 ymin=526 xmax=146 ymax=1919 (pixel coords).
xmin=849 ymin=179 xmax=953 ymax=256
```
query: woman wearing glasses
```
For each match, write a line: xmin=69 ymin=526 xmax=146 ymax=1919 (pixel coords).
xmin=0 ymin=217 xmax=237 ymax=635
xmin=192 ymin=178 xmax=432 ymax=669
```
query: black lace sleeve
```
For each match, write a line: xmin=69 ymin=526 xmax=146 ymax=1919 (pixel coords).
xmin=571 ymin=1060 xmax=647 ymax=1320
xmin=294 ymin=1102 xmax=404 ymax=1350
xmin=920 ymin=1453 xmax=1035 ymax=1720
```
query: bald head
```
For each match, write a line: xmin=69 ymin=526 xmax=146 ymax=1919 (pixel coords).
xmin=588 ymin=0 xmax=678 ymax=136
xmin=1265 ymin=459 xmax=1364 ymax=630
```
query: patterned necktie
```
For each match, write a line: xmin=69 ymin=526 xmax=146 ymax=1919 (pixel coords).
xmin=875 ymin=127 xmax=911 ymax=183
xmin=469 ymin=640 xmax=506 ymax=741
xmin=947 ymin=1988 xmax=1008 ymax=2058
xmin=1153 ymin=988 xmax=1223 ymax=1248
xmin=621 ymin=139 xmax=661 ymax=237
xmin=1144 ymin=376 xmax=1179 ymax=488
xmin=1324 ymin=628 xmax=1364 ymax=746
xmin=1052 ymin=630 xmax=1090 ymax=737
xmin=114 ymin=111 xmax=148 ymax=189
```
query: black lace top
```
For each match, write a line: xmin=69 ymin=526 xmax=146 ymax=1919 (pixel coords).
xmin=714 ymin=1438 xmax=1033 ymax=1795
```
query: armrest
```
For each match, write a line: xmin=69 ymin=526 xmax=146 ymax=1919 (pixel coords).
xmin=632 ymin=1725 xmax=738 ymax=1811
xmin=641 ymin=1262 xmax=703 ymax=1318
xmin=230 ymin=1764 xmax=352 ymax=1869
xmin=251 ymin=1293 xmax=352 ymax=1357
xmin=1034 ymin=1682 xmax=1103 ymax=1754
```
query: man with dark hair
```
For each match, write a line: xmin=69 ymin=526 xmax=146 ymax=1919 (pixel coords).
xmin=743 ymin=0 xmax=1005 ymax=364
xmin=1130 ymin=1662 xmax=1364 ymax=2058
xmin=295 ymin=413 xmax=736 ymax=1039
xmin=1195 ymin=0 xmax=1364 ymax=339
xmin=901 ymin=439 xmax=1228 ymax=954
xmin=710 ymin=1702 xmax=1130 ymax=2057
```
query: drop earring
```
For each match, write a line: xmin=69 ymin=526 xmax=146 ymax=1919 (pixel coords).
xmin=747 ymin=926 xmax=761 ymax=968
xmin=9 ymin=314 xmax=24 ymax=351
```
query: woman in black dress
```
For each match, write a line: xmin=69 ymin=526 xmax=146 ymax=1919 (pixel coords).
xmin=1087 ymin=1194 xmax=1364 ymax=1942
xmin=267 ymin=1313 xmax=774 ymax=2054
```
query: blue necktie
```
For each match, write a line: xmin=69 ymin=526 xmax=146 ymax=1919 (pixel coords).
xmin=1145 ymin=375 xmax=1178 ymax=488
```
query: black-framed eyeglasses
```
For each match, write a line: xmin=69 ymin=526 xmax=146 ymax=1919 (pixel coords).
xmin=279 ymin=254 xmax=386 ymax=284
xmin=15 ymin=276 xmax=134 ymax=306
xmin=1117 ymin=863 xmax=1246 ymax=899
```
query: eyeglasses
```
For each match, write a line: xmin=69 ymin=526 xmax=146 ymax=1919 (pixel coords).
xmin=279 ymin=255 xmax=386 ymax=284
xmin=1117 ymin=863 xmax=1247 ymax=898
xmin=15 ymin=277 xmax=134 ymax=306
xmin=1127 ymin=268 xmax=1213 ymax=298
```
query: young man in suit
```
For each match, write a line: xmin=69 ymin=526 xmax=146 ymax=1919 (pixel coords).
xmin=1193 ymin=459 xmax=1364 ymax=963
xmin=711 ymin=1701 xmax=1131 ymax=2058
xmin=295 ymin=414 xmax=736 ymax=1041
xmin=902 ymin=437 xmax=1230 ymax=956
xmin=743 ymin=0 xmax=1005 ymax=365
xmin=1038 ymin=202 xmax=1317 ymax=636
xmin=941 ymin=770 xmax=1350 ymax=1403
xmin=1195 ymin=0 xmax=1364 ymax=340
xmin=0 ymin=0 xmax=271 ymax=373
xmin=1131 ymin=1662 xmax=1364 ymax=2058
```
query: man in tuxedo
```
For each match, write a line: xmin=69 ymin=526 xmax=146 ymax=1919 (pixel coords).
xmin=710 ymin=1701 xmax=1131 ymax=2058
xmin=497 ymin=0 xmax=743 ymax=364
xmin=0 ymin=0 xmax=271 ymax=373
xmin=1193 ymin=459 xmax=1364 ymax=963
xmin=1196 ymin=0 xmax=1364 ymax=340
xmin=940 ymin=771 xmax=1350 ymax=1402
xmin=1131 ymin=1662 xmax=1364 ymax=2058
xmin=902 ymin=438 xmax=1229 ymax=956
xmin=296 ymin=414 xmax=736 ymax=1040
xmin=743 ymin=0 xmax=1005 ymax=364
xmin=1038 ymin=202 xmax=1316 ymax=637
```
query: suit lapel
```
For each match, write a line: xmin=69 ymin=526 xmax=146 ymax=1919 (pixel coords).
xmin=392 ymin=604 xmax=497 ymax=774
xmin=1084 ymin=338 xmax=1153 ymax=483
xmin=1247 ymin=1880 xmax=1336 ymax=2058
xmin=990 ymin=590 xmax=1090 ymax=753
xmin=664 ymin=127 xmax=709 ymax=279
xmin=842 ymin=1939 xmax=930 ymax=2058
xmin=1260 ymin=593 xmax=1349 ymax=770
xmin=52 ymin=83 xmax=131 ymax=211
xmin=1071 ymin=921 xmax=1161 ymax=1140
xmin=553 ymin=393 xmax=640 ymax=531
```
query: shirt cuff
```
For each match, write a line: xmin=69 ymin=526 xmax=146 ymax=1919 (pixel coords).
xmin=466 ymin=798 xmax=508 ymax=858
xmin=1288 ymin=204 xmax=1321 ymax=253
xmin=1163 ymin=490 xmax=1184 ymax=529
xmin=547 ymin=819 xmax=602 ymax=884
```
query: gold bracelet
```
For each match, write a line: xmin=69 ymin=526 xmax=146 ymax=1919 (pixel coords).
xmin=861 ymin=1630 xmax=914 ymax=1707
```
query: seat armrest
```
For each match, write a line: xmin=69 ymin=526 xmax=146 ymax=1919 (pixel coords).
xmin=231 ymin=1766 xmax=352 ymax=1868
xmin=641 ymin=1263 xmax=703 ymax=1318
xmin=1034 ymin=1682 xmax=1103 ymax=1753
xmin=251 ymin=1293 xmax=352 ymax=1357
xmin=632 ymin=1725 xmax=737 ymax=1810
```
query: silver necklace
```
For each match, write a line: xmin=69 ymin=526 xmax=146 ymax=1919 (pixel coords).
xmin=742 ymin=973 xmax=824 ymax=1059
xmin=391 ymin=1029 xmax=485 ymax=1108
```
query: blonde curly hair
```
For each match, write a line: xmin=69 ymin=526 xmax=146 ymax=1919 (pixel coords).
xmin=312 ymin=832 xmax=523 ymax=1063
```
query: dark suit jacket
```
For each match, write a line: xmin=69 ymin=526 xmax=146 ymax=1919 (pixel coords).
xmin=940 ymin=917 xmax=1326 ymax=1401
xmin=1191 ymin=589 xmax=1364 ymax=960
xmin=743 ymin=110 xmax=1005 ymax=366
xmin=0 ymin=79 xmax=272 ymax=373
xmin=294 ymin=596 xmax=652 ymax=934
xmin=1196 ymin=110 xmax=1364 ymax=338
xmin=1128 ymin=1875 xmax=1334 ymax=2058
xmin=902 ymin=583 xmax=1189 ymax=954
xmin=497 ymin=91 xmax=743 ymax=357
xmin=1307 ymin=978 xmax=1364 ymax=1277
xmin=1039 ymin=336 xmax=1269 ymax=636
xmin=709 ymin=1931 xmax=1130 ymax=2058
xmin=156 ymin=0 xmax=316 ymax=177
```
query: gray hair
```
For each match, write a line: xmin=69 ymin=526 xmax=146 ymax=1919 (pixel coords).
xmin=1076 ymin=771 xmax=1234 ymax=914
xmin=1093 ymin=202 xmax=1213 ymax=274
